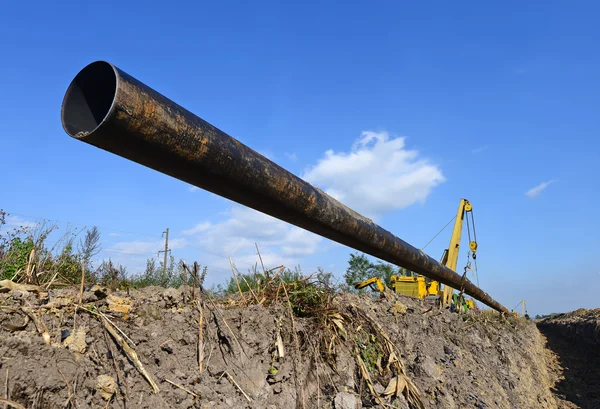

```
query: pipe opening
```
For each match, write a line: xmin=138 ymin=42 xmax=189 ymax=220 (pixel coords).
xmin=61 ymin=61 xmax=117 ymax=137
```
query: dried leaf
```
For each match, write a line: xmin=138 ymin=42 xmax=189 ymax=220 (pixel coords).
xmin=383 ymin=375 xmax=407 ymax=397
xmin=331 ymin=318 xmax=347 ymax=339
xmin=355 ymin=351 xmax=387 ymax=408
xmin=276 ymin=331 xmax=285 ymax=358
xmin=0 ymin=280 xmax=41 ymax=294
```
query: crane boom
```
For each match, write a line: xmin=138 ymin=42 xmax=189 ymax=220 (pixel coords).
xmin=442 ymin=199 xmax=477 ymax=306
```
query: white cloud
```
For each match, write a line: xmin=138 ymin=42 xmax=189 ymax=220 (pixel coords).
xmin=4 ymin=216 xmax=38 ymax=230
xmin=285 ymin=152 xmax=298 ymax=162
xmin=109 ymin=232 xmax=120 ymax=237
xmin=183 ymin=221 xmax=212 ymax=236
xmin=472 ymin=145 xmax=488 ymax=154
xmin=189 ymin=186 xmax=200 ymax=192
xmin=525 ymin=180 xmax=556 ymax=198
xmin=302 ymin=131 xmax=445 ymax=218
xmin=106 ymin=237 xmax=187 ymax=255
xmin=184 ymin=206 xmax=322 ymax=273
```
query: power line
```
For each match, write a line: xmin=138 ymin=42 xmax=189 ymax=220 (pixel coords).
xmin=4 ymin=210 xmax=160 ymax=239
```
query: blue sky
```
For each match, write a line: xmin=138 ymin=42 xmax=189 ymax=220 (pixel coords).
xmin=1 ymin=1 xmax=599 ymax=316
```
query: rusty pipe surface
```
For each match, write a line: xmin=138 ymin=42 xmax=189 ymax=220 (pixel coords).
xmin=60 ymin=61 xmax=508 ymax=313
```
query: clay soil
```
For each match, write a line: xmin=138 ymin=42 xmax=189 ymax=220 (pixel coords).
xmin=0 ymin=285 xmax=591 ymax=409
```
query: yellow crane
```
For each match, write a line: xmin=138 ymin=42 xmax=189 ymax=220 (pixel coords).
xmin=356 ymin=198 xmax=478 ymax=310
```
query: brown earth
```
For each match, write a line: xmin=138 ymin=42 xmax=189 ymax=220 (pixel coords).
xmin=0 ymin=285 xmax=583 ymax=409
xmin=537 ymin=309 xmax=600 ymax=409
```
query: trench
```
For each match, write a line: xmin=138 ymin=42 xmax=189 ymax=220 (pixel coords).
xmin=538 ymin=323 xmax=600 ymax=409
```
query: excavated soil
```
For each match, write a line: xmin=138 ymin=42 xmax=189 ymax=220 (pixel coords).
xmin=538 ymin=309 xmax=600 ymax=409
xmin=0 ymin=285 xmax=574 ymax=409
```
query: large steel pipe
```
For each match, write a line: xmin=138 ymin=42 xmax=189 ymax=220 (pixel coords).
xmin=61 ymin=61 xmax=508 ymax=313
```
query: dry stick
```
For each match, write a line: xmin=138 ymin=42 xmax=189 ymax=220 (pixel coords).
xmin=229 ymin=258 xmax=246 ymax=301
xmin=101 ymin=317 xmax=160 ymax=394
xmin=238 ymin=270 xmax=260 ymax=304
xmin=78 ymin=262 xmax=86 ymax=305
xmin=313 ymin=343 xmax=320 ymax=409
xmin=44 ymin=271 xmax=60 ymax=290
xmin=266 ymin=266 xmax=285 ymax=285
xmin=218 ymin=371 xmax=251 ymax=402
xmin=0 ymin=399 xmax=25 ymax=409
xmin=181 ymin=261 xmax=194 ymax=301
xmin=72 ymin=374 xmax=80 ymax=409
xmin=23 ymin=308 xmax=50 ymax=345
xmin=197 ymin=302 xmax=205 ymax=373
xmin=193 ymin=262 xmax=199 ymax=300
xmin=4 ymin=368 xmax=8 ymax=409
xmin=202 ymin=292 xmax=249 ymax=359
xmin=24 ymin=248 xmax=36 ymax=284
xmin=104 ymin=328 xmax=129 ymax=409
xmin=164 ymin=379 xmax=200 ymax=398
xmin=56 ymin=367 xmax=73 ymax=408
xmin=255 ymin=243 xmax=267 ymax=275
xmin=96 ymin=310 xmax=137 ymax=347
xmin=182 ymin=262 xmax=188 ymax=304
xmin=279 ymin=279 xmax=306 ymax=409
xmin=209 ymin=304 xmax=248 ymax=359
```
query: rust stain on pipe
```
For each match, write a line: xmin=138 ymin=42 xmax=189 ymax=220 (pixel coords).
xmin=60 ymin=61 xmax=508 ymax=313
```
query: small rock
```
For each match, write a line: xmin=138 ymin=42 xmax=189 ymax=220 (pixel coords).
xmin=64 ymin=328 xmax=87 ymax=354
xmin=173 ymin=388 xmax=188 ymax=401
xmin=60 ymin=329 xmax=71 ymax=342
xmin=334 ymin=391 xmax=358 ymax=409
xmin=172 ymin=313 xmax=185 ymax=323
xmin=373 ymin=381 xmax=385 ymax=394
xmin=95 ymin=375 xmax=116 ymax=400
xmin=272 ymin=383 xmax=283 ymax=394
xmin=393 ymin=393 xmax=410 ymax=409
xmin=137 ymin=303 xmax=164 ymax=322
xmin=107 ymin=295 xmax=133 ymax=317
xmin=174 ymin=369 xmax=186 ymax=379
xmin=161 ymin=341 xmax=174 ymax=354
xmin=163 ymin=288 xmax=180 ymax=307
xmin=417 ymin=355 xmax=443 ymax=381
xmin=180 ymin=398 xmax=195 ymax=409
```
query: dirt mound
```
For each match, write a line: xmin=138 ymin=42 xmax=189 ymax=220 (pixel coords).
xmin=0 ymin=285 xmax=559 ymax=408
xmin=537 ymin=308 xmax=600 ymax=347
xmin=537 ymin=309 xmax=600 ymax=409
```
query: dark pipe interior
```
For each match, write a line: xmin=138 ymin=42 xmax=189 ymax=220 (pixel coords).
xmin=61 ymin=61 xmax=117 ymax=137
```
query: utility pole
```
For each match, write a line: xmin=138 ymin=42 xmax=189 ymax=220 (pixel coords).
xmin=158 ymin=228 xmax=170 ymax=285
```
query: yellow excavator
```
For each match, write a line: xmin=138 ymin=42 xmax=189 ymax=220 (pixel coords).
xmin=355 ymin=198 xmax=478 ymax=310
